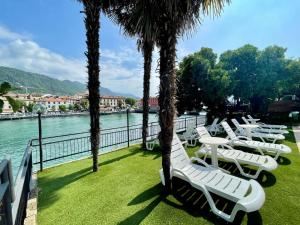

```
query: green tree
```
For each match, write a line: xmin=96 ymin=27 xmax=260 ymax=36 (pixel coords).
xmin=74 ymin=103 xmax=81 ymax=111
xmin=80 ymin=99 xmax=89 ymax=110
xmin=68 ymin=104 xmax=75 ymax=111
xmin=51 ymin=105 xmax=56 ymax=111
xmin=125 ymin=98 xmax=136 ymax=107
xmin=0 ymin=82 xmax=19 ymax=113
xmin=6 ymin=96 xmax=24 ymax=112
xmin=177 ymin=48 xmax=231 ymax=122
xmin=26 ymin=103 xmax=35 ymax=113
xmin=219 ymin=44 xmax=259 ymax=105
xmin=59 ymin=105 xmax=67 ymax=112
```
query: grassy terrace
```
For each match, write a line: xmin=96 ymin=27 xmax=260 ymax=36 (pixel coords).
xmin=38 ymin=130 xmax=300 ymax=225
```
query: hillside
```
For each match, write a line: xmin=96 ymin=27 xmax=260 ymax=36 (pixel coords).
xmin=0 ymin=66 xmax=139 ymax=98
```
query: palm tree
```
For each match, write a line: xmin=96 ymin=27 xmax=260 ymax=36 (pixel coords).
xmin=106 ymin=1 xmax=155 ymax=150
xmin=78 ymin=0 xmax=114 ymax=172
xmin=107 ymin=0 xmax=230 ymax=193
xmin=155 ymin=0 xmax=230 ymax=193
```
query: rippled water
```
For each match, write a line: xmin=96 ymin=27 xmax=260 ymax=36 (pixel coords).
xmin=0 ymin=113 xmax=158 ymax=172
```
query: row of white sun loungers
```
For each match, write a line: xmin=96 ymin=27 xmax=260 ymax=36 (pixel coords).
xmin=160 ymin=135 xmax=266 ymax=222
xmin=158 ymin=115 xmax=290 ymax=222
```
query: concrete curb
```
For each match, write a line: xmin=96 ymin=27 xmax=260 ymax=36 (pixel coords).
xmin=24 ymin=173 xmax=38 ymax=225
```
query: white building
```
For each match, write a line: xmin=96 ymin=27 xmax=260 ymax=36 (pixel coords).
xmin=100 ymin=96 xmax=126 ymax=108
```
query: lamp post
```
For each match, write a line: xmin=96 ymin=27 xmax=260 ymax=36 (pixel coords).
xmin=33 ymin=104 xmax=46 ymax=171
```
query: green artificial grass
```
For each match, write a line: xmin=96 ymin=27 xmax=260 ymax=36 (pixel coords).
xmin=38 ymin=129 xmax=300 ymax=225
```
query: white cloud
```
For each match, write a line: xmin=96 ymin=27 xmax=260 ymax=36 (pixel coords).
xmin=0 ymin=26 xmax=192 ymax=97
xmin=0 ymin=26 xmax=149 ymax=96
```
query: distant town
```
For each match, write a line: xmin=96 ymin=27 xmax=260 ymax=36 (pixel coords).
xmin=0 ymin=91 xmax=159 ymax=117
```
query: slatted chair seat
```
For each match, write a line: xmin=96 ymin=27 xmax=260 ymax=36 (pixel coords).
xmin=159 ymin=135 xmax=265 ymax=222
xmin=231 ymin=119 xmax=285 ymax=143
xmin=247 ymin=115 xmax=287 ymax=130
xmin=195 ymin=126 xmax=278 ymax=179
xmin=222 ymin=121 xmax=291 ymax=160
xmin=241 ymin=117 xmax=288 ymax=134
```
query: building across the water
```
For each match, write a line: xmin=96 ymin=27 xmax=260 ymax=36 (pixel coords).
xmin=100 ymin=96 xmax=126 ymax=108
xmin=138 ymin=97 xmax=159 ymax=112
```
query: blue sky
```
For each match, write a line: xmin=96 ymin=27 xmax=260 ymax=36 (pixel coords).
xmin=0 ymin=0 xmax=299 ymax=97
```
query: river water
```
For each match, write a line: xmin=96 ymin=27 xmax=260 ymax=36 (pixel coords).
xmin=0 ymin=113 xmax=159 ymax=173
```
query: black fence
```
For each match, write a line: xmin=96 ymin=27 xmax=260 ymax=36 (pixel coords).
xmin=0 ymin=141 xmax=32 ymax=225
xmin=31 ymin=115 xmax=206 ymax=171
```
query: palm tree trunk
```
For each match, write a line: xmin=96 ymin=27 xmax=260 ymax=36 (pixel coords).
xmin=142 ymin=40 xmax=154 ymax=150
xmin=83 ymin=0 xmax=101 ymax=172
xmin=158 ymin=23 xmax=177 ymax=194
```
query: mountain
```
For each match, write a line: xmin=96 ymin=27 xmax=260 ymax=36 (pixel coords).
xmin=0 ymin=66 xmax=139 ymax=98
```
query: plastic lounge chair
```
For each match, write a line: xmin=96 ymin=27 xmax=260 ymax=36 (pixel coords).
xmin=221 ymin=121 xmax=291 ymax=160
xmin=178 ymin=125 xmax=199 ymax=146
xmin=241 ymin=117 xmax=288 ymax=135
xmin=195 ymin=126 xmax=278 ymax=179
xmin=247 ymin=115 xmax=287 ymax=130
xmin=146 ymin=136 xmax=187 ymax=150
xmin=206 ymin=118 xmax=226 ymax=136
xmin=159 ymin=135 xmax=265 ymax=222
xmin=231 ymin=119 xmax=285 ymax=143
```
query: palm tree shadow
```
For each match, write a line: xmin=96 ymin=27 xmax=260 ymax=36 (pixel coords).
xmin=118 ymin=183 xmax=163 ymax=225
xmin=128 ymin=183 xmax=162 ymax=206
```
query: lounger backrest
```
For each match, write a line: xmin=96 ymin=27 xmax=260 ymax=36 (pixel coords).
xmin=248 ymin=115 xmax=254 ymax=120
xmin=231 ymin=119 xmax=243 ymax=133
xmin=186 ymin=125 xmax=195 ymax=136
xmin=196 ymin=126 xmax=211 ymax=139
xmin=211 ymin=118 xmax=219 ymax=127
xmin=242 ymin=117 xmax=250 ymax=124
xmin=171 ymin=135 xmax=191 ymax=169
xmin=221 ymin=121 xmax=237 ymax=140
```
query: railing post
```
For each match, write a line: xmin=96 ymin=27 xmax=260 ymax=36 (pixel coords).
xmin=196 ymin=115 xmax=198 ymax=127
xmin=127 ymin=109 xmax=130 ymax=147
xmin=185 ymin=117 xmax=187 ymax=130
xmin=38 ymin=112 xmax=43 ymax=171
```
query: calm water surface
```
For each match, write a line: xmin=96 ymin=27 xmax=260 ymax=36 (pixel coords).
xmin=0 ymin=113 xmax=158 ymax=172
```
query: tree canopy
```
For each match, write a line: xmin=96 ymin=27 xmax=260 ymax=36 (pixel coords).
xmin=177 ymin=44 xmax=300 ymax=116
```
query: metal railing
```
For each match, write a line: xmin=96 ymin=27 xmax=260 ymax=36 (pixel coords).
xmin=30 ymin=115 xmax=206 ymax=171
xmin=0 ymin=141 xmax=32 ymax=225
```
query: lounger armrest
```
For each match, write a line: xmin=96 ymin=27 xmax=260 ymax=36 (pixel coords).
xmin=237 ymin=180 xmax=265 ymax=212
xmin=190 ymin=157 xmax=211 ymax=168
xmin=171 ymin=168 xmax=192 ymax=183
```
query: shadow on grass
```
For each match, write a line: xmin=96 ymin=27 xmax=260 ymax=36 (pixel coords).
xmin=38 ymin=146 xmax=159 ymax=211
xmin=168 ymin=178 xmax=263 ymax=225
xmin=38 ymin=166 xmax=93 ymax=210
xmin=120 ymin=178 xmax=263 ymax=225
xmin=118 ymin=183 xmax=163 ymax=225
xmin=128 ymin=183 xmax=162 ymax=206
xmin=277 ymin=156 xmax=291 ymax=165
xmin=256 ymin=171 xmax=276 ymax=188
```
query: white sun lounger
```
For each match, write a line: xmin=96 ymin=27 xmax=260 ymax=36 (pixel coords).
xmin=206 ymin=118 xmax=226 ymax=136
xmin=159 ymin=134 xmax=265 ymax=222
xmin=241 ymin=117 xmax=288 ymax=135
xmin=221 ymin=121 xmax=291 ymax=160
xmin=247 ymin=115 xmax=287 ymax=130
xmin=231 ymin=119 xmax=285 ymax=143
xmin=178 ymin=125 xmax=199 ymax=146
xmin=195 ymin=126 xmax=278 ymax=179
